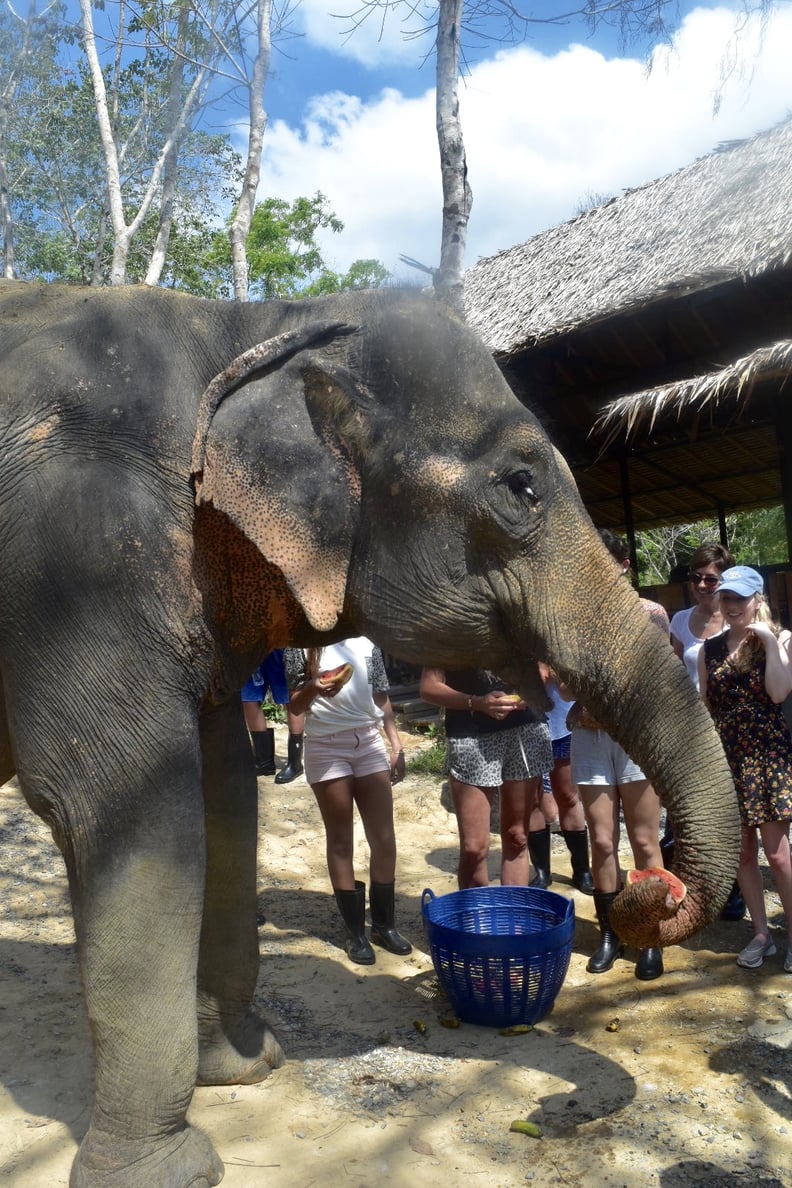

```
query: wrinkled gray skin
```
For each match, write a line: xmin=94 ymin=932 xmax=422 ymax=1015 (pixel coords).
xmin=0 ymin=280 xmax=738 ymax=1188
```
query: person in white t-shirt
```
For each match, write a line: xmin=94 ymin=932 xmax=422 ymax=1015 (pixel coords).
xmin=669 ymin=543 xmax=734 ymax=689
xmin=284 ymin=639 xmax=411 ymax=966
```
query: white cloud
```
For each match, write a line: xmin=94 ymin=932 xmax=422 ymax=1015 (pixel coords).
xmin=296 ymin=0 xmax=433 ymax=68
xmin=261 ymin=3 xmax=792 ymax=278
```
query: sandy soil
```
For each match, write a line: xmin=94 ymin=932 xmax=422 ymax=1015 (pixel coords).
xmin=1 ymin=723 xmax=791 ymax=1188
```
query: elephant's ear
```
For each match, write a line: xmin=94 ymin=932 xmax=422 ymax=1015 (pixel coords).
xmin=191 ymin=321 xmax=369 ymax=633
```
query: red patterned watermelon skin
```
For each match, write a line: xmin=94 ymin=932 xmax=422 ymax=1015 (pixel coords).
xmin=626 ymin=867 xmax=687 ymax=904
xmin=319 ymin=663 xmax=354 ymax=689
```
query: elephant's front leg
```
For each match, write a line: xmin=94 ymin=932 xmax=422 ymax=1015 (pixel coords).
xmin=33 ymin=710 xmax=225 ymax=1188
xmin=196 ymin=697 xmax=284 ymax=1085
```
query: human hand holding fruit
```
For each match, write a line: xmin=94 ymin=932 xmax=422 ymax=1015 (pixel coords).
xmin=478 ymin=691 xmax=524 ymax=720
xmin=315 ymin=662 xmax=354 ymax=697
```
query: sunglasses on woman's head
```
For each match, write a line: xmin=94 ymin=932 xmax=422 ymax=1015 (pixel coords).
xmin=689 ymin=572 xmax=720 ymax=588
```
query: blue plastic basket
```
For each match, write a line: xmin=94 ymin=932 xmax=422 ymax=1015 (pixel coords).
xmin=421 ymin=885 xmax=574 ymax=1028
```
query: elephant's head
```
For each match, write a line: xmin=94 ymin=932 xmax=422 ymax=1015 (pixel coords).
xmin=192 ymin=290 xmax=739 ymax=947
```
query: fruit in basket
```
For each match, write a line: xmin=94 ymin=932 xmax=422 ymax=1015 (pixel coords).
xmin=318 ymin=662 xmax=354 ymax=688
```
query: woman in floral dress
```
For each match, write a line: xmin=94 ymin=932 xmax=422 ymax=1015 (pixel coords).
xmin=699 ymin=566 xmax=792 ymax=972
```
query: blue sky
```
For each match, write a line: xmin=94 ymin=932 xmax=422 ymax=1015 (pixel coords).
xmin=72 ymin=2 xmax=792 ymax=281
xmin=239 ymin=1 xmax=792 ymax=281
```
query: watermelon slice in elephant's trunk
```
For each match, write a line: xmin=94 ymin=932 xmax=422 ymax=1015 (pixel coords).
xmin=610 ymin=868 xmax=688 ymax=948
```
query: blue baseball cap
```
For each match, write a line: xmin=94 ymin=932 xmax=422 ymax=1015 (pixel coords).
xmin=717 ymin=566 xmax=764 ymax=598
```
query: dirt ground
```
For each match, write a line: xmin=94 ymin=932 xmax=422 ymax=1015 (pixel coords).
xmin=1 ymin=723 xmax=791 ymax=1188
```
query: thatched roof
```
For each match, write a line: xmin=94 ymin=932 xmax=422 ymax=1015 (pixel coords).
xmin=465 ymin=119 xmax=792 ymax=358
xmin=595 ymin=338 xmax=792 ymax=446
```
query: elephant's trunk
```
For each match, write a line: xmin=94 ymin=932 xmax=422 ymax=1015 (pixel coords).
xmin=529 ymin=533 xmax=740 ymax=949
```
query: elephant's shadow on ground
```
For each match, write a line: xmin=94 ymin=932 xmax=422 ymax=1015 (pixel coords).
xmin=422 ymin=843 xmax=459 ymax=880
xmin=659 ymin=1160 xmax=782 ymax=1188
xmin=709 ymin=1037 xmax=792 ymax=1124
xmin=0 ymin=907 xmax=639 ymax=1149
xmin=257 ymin=884 xmax=638 ymax=1132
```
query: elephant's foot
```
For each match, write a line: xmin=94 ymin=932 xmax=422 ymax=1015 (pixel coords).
xmin=70 ymin=1123 xmax=223 ymax=1188
xmin=197 ymin=1008 xmax=285 ymax=1086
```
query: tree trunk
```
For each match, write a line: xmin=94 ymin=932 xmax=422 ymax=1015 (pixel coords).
xmin=144 ymin=7 xmax=190 ymax=287
xmin=79 ymin=0 xmax=206 ymax=286
xmin=79 ymin=0 xmax=130 ymax=283
xmin=229 ymin=0 xmax=272 ymax=302
xmin=434 ymin=0 xmax=471 ymax=318
xmin=0 ymin=99 xmax=16 ymax=278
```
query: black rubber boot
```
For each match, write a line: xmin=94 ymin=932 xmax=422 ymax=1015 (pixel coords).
xmin=587 ymin=889 xmax=625 ymax=973
xmin=333 ymin=881 xmax=375 ymax=965
xmin=720 ymin=880 xmax=746 ymax=921
xmin=562 ymin=828 xmax=595 ymax=895
xmin=369 ymin=882 xmax=412 ymax=955
xmin=528 ymin=826 xmax=552 ymax=888
xmin=635 ymin=947 xmax=664 ymax=980
xmin=251 ymin=728 xmax=276 ymax=776
xmin=274 ymin=731 xmax=304 ymax=784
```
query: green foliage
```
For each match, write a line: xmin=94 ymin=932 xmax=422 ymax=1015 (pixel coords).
xmin=406 ymin=740 xmax=447 ymax=777
xmin=2 ymin=7 xmax=386 ymax=296
xmin=245 ymin=193 xmax=342 ymax=299
xmin=404 ymin=721 xmax=446 ymax=776
xmin=635 ymin=504 xmax=789 ymax=586
xmin=303 ymin=258 xmax=392 ymax=296
xmin=261 ymin=701 xmax=288 ymax=724
xmin=208 ymin=192 xmax=391 ymax=300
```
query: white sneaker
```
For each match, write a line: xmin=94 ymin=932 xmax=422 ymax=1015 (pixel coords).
xmin=736 ymin=935 xmax=777 ymax=969
xmin=784 ymin=946 xmax=792 ymax=974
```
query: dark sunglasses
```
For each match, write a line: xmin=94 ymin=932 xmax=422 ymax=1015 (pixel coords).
xmin=689 ymin=572 xmax=720 ymax=588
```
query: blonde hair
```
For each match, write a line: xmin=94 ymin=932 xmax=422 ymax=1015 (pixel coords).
xmin=732 ymin=596 xmax=781 ymax=672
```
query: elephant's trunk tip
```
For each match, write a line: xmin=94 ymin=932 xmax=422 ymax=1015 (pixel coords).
xmin=610 ymin=868 xmax=689 ymax=949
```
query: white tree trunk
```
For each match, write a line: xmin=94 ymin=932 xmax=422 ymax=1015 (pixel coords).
xmin=0 ymin=101 xmax=16 ymax=278
xmin=229 ymin=0 xmax=272 ymax=302
xmin=144 ymin=7 xmax=190 ymax=287
xmin=79 ymin=0 xmax=205 ymax=285
xmin=434 ymin=0 xmax=471 ymax=317
xmin=79 ymin=0 xmax=130 ymax=283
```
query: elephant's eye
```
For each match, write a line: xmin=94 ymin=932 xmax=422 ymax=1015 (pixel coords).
xmin=506 ymin=469 xmax=537 ymax=501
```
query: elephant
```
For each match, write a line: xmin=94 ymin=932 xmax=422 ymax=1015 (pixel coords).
xmin=0 ymin=278 xmax=738 ymax=1187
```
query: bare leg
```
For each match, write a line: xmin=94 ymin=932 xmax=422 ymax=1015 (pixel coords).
xmin=579 ymin=783 xmax=620 ymax=891
xmin=312 ymin=775 xmax=357 ymax=889
xmin=737 ymin=825 xmax=768 ymax=938
xmin=758 ymin=820 xmax=792 ymax=943
xmin=354 ymin=769 xmax=398 ymax=885
xmin=286 ymin=707 xmax=305 ymax=733
xmin=550 ymin=758 xmax=586 ymax=831
xmin=541 ymin=787 xmax=560 ymax=827
xmin=451 ymin=777 xmax=496 ymax=888
xmin=500 ymin=778 xmax=540 ymax=885
xmin=242 ymin=700 xmax=267 ymax=732
xmin=621 ymin=780 xmax=663 ymax=870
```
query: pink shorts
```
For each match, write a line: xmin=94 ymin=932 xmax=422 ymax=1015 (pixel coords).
xmin=304 ymin=724 xmax=390 ymax=784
